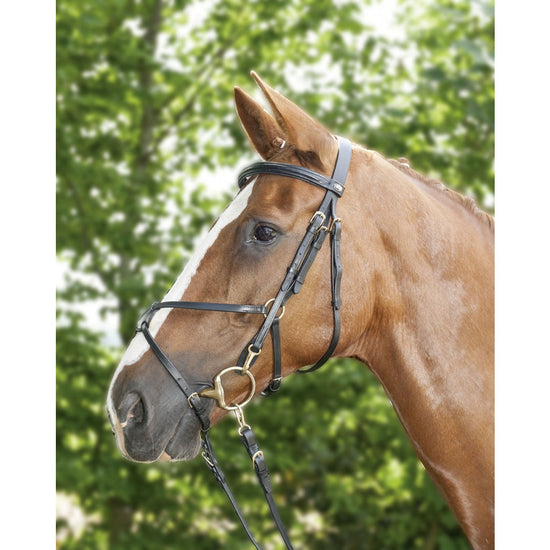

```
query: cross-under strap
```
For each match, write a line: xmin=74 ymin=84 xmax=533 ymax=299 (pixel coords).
xmin=138 ymin=321 xmax=211 ymax=431
xmin=138 ymin=301 xmax=267 ymax=326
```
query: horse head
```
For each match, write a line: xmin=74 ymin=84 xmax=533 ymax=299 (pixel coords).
xmin=106 ymin=73 xmax=366 ymax=463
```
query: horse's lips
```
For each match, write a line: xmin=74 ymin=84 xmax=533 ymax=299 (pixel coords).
xmin=163 ymin=431 xmax=202 ymax=461
xmin=162 ymin=411 xmax=203 ymax=461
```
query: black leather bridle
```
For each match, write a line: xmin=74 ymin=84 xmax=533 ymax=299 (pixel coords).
xmin=135 ymin=137 xmax=352 ymax=549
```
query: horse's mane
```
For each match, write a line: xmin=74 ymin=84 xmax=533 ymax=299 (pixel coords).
xmin=387 ymin=158 xmax=495 ymax=232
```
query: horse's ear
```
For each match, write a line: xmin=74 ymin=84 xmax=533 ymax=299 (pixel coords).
xmin=234 ymin=86 xmax=288 ymax=160
xmin=250 ymin=71 xmax=338 ymax=170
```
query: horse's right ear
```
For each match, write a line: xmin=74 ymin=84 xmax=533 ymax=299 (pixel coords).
xmin=234 ymin=86 xmax=287 ymax=160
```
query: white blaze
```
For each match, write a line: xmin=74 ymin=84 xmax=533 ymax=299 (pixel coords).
xmin=106 ymin=182 xmax=255 ymax=418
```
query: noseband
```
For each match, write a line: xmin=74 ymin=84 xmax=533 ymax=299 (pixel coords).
xmin=135 ymin=137 xmax=352 ymax=549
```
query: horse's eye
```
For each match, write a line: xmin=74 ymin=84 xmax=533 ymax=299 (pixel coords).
xmin=252 ymin=225 xmax=277 ymax=243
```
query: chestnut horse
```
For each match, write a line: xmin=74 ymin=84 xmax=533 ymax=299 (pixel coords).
xmin=107 ymin=73 xmax=494 ymax=549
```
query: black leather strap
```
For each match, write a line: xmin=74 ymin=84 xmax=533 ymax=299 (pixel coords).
xmin=138 ymin=321 xmax=211 ymax=431
xmin=294 ymin=137 xmax=350 ymax=374
xmin=292 ymin=219 xmax=328 ymax=296
xmin=297 ymin=219 xmax=343 ymax=373
xmin=201 ymin=432 xmax=262 ymax=549
xmin=240 ymin=426 xmax=294 ymax=549
xmin=261 ymin=318 xmax=282 ymax=395
xmin=247 ymin=292 xmax=286 ymax=359
xmin=139 ymin=301 xmax=267 ymax=324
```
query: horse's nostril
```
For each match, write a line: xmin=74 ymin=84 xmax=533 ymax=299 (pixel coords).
xmin=119 ymin=391 xmax=146 ymax=427
xmin=129 ymin=398 xmax=145 ymax=424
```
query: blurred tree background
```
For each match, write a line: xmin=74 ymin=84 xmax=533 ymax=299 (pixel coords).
xmin=56 ymin=0 xmax=493 ymax=548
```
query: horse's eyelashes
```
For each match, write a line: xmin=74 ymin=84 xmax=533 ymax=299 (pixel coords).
xmin=252 ymin=224 xmax=278 ymax=243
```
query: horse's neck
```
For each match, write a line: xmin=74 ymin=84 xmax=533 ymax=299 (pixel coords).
xmin=347 ymin=152 xmax=494 ymax=547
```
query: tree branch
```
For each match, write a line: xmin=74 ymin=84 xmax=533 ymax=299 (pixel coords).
xmin=134 ymin=0 xmax=164 ymax=174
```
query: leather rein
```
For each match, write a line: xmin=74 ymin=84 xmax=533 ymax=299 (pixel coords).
xmin=135 ymin=137 xmax=352 ymax=549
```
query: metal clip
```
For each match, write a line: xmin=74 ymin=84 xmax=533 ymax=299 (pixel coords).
xmin=234 ymin=404 xmax=251 ymax=434
xmin=242 ymin=345 xmax=261 ymax=373
xmin=202 ymin=451 xmax=215 ymax=468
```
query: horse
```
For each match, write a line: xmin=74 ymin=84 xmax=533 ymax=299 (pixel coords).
xmin=107 ymin=72 xmax=494 ymax=549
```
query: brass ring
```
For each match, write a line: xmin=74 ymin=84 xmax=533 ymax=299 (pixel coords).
xmin=263 ymin=298 xmax=285 ymax=320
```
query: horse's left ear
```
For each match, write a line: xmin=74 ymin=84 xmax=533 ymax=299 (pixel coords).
xmin=250 ymin=71 xmax=338 ymax=171
xmin=235 ymin=86 xmax=289 ymax=160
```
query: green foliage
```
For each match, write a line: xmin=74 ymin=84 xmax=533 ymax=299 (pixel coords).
xmin=57 ymin=0 xmax=492 ymax=547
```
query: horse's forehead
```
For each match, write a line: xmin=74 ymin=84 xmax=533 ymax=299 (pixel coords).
xmin=248 ymin=174 xmax=322 ymax=217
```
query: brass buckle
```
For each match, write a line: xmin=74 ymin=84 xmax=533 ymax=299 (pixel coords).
xmin=251 ymin=450 xmax=264 ymax=465
xmin=328 ymin=217 xmax=342 ymax=233
xmin=309 ymin=210 xmax=326 ymax=225
xmin=198 ymin=366 xmax=256 ymax=411
xmin=187 ymin=392 xmax=199 ymax=409
xmin=322 ymin=217 xmax=343 ymax=234
xmin=309 ymin=211 xmax=327 ymax=234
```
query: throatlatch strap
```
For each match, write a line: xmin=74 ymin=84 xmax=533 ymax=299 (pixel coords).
xmin=297 ymin=219 xmax=343 ymax=373
xmin=295 ymin=137 xmax=350 ymax=374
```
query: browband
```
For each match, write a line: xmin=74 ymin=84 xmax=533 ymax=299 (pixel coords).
xmin=238 ymin=161 xmax=346 ymax=196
